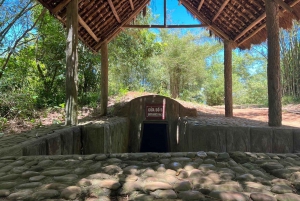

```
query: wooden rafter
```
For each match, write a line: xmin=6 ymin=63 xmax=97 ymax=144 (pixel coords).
xmin=78 ymin=16 xmax=100 ymax=42
xmin=129 ymin=0 xmax=134 ymax=10
xmin=238 ymin=0 xmax=300 ymax=46
xmin=212 ymin=0 xmax=230 ymax=22
xmin=274 ymin=0 xmax=300 ymax=20
xmin=234 ymin=13 xmax=266 ymax=42
xmin=95 ymin=0 xmax=150 ymax=50
xmin=197 ymin=0 xmax=205 ymax=11
xmin=108 ymin=0 xmax=121 ymax=23
xmin=52 ymin=0 xmax=71 ymax=14
xmin=123 ymin=24 xmax=208 ymax=28
xmin=181 ymin=0 xmax=232 ymax=42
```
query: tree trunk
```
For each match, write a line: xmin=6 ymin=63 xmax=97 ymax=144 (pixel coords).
xmin=100 ymin=41 xmax=108 ymax=116
xmin=170 ymin=67 xmax=180 ymax=99
xmin=224 ymin=39 xmax=233 ymax=117
xmin=65 ymin=0 xmax=78 ymax=125
xmin=265 ymin=0 xmax=282 ymax=126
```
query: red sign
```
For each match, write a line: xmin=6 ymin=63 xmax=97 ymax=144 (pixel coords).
xmin=145 ymin=104 xmax=165 ymax=120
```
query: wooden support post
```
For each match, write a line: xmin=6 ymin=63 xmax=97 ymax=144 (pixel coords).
xmin=265 ymin=0 xmax=282 ymax=126
xmin=224 ymin=39 xmax=233 ymax=117
xmin=65 ymin=0 xmax=78 ymax=125
xmin=100 ymin=41 xmax=108 ymax=116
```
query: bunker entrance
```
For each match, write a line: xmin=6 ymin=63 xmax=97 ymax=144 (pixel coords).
xmin=140 ymin=122 xmax=168 ymax=152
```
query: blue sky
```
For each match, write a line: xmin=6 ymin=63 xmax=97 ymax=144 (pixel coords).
xmin=149 ymin=0 xmax=201 ymax=25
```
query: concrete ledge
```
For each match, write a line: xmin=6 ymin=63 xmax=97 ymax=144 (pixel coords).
xmin=0 ymin=117 xmax=129 ymax=157
xmin=182 ymin=119 xmax=300 ymax=153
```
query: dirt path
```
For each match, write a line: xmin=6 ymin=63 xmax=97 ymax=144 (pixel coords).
xmin=2 ymin=92 xmax=300 ymax=134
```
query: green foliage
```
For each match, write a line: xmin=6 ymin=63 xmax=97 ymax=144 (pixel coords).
xmin=282 ymin=96 xmax=300 ymax=105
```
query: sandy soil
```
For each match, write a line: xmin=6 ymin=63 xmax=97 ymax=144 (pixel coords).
xmin=2 ymin=92 xmax=300 ymax=134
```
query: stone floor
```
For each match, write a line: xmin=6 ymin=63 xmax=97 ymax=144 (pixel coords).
xmin=1 ymin=151 xmax=300 ymax=200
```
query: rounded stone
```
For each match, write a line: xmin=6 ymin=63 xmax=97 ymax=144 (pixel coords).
xmin=38 ymin=160 xmax=54 ymax=167
xmin=22 ymin=171 xmax=40 ymax=178
xmin=173 ymin=180 xmax=192 ymax=191
xmin=206 ymin=151 xmax=218 ymax=158
xmin=199 ymin=164 xmax=216 ymax=171
xmin=167 ymin=162 xmax=182 ymax=171
xmin=271 ymin=185 xmax=294 ymax=194
xmin=16 ymin=182 xmax=42 ymax=189
xmin=0 ymin=189 xmax=10 ymax=197
xmin=7 ymin=190 xmax=33 ymax=200
xmin=95 ymin=154 xmax=107 ymax=161
xmin=196 ymin=151 xmax=207 ymax=158
xmin=61 ymin=186 xmax=82 ymax=200
xmin=143 ymin=181 xmax=173 ymax=191
xmin=40 ymin=183 xmax=68 ymax=191
xmin=10 ymin=160 xmax=26 ymax=167
xmin=123 ymin=165 xmax=139 ymax=175
xmin=31 ymin=190 xmax=59 ymax=200
xmin=203 ymin=159 xmax=216 ymax=165
xmin=42 ymin=169 xmax=70 ymax=176
xmin=217 ymin=152 xmax=230 ymax=161
xmin=250 ymin=193 xmax=277 ymax=201
xmin=29 ymin=175 xmax=46 ymax=182
xmin=276 ymin=193 xmax=300 ymax=201
xmin=90 ymin=179 xmax=121 ymax=190
xmin=89 ymin=162 xmax=102 ymax=171
xmin=261 ymin=162 xmax=284 ymax=172
xmin=0 ymin=174 xmax=20 ymax=181
xmin=209 ymin=191 xmax=249 ymax=201
xmin=74 ymin=167 xmax=86 ymax=175
xmin=0 ymin=182 xmax=17 ymax=189
xmin=150 ymin=189 xmax=177 ymax=199
xmin=87 ymin=173 xmax=111 ymax=180
xmin=53 ymin=174 xmax=78 ymax=184
xmin=178 ymin=190 xmax=205 ymax=200
xmin=11 ymin=166 xmax=29 ymax=174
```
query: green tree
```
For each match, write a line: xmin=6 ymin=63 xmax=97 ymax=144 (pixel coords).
xmin=153 ymin=30 xmax=222 ymax=100
xmin=280 ymin=20 xmax=300 ymax=102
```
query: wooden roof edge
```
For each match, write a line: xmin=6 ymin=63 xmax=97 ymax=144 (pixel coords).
xmin=93 ymin=0 xmax=150 ymax=51
xmin=238 ymin=0 xmax=300 ymax=49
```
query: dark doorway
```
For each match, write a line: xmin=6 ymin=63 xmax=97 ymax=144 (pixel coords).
xmin=140 ymin=122 xmax=168 ymax=152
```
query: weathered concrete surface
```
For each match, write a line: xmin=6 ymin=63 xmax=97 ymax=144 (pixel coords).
xmin=0 ymin=152 xmax=300 ymax=200
xmin=180 ymin=118 xmax=300 ymax=153
xmin=0 ymin=117 xmax=129 ymax=157
xmin=115 ymin=95 xmax=197 ymax=152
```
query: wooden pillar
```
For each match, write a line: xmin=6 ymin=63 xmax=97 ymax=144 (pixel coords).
xmin=265 ymin=0 xmax=282 ymax=126
xmin=65 ymin=0 xmax=78 ymax=125
xmin=224 ymin=39 xmax=233 ymax=117
xmin=100 ymin=41 xmax=108 ymax=116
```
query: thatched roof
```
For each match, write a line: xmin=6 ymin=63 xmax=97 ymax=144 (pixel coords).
xmin=37 ymin=0 xmax=300 ymax=51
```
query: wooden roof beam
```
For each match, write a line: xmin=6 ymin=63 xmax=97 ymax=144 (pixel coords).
xmin=107 ymin=0 xmax=121 ymax=23
xmin=123 ymin=24 xmax=208 ymax=28
xmin=234 ymin=12 xmax=266 ymax=42
xmin=129 ymin=0 xmax=134 ymax=10
xmin=52 ymin=0 xmax=71 ymax=14
xmin=181 ymin=0 xmax=233 ymax=42
xmin=212 ymin=0 xmax=230 ymax=22
xmin=78 ymin=16 xmax=100 ymax=42
xmin=274 ymin=0 xmax=300 ymax=20
xmin=197 ymin=0 xmax=205 ymax=11
xmin=95 ymin=0 xmax=150 ymax=50
xmin=238 ymin=0 xmax=300 ymax=46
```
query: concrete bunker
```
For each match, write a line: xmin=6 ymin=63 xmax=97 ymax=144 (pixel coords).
xmin=116 ymin=95 xmax=197 ymax=152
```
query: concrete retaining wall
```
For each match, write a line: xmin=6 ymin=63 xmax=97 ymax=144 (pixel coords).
xmin=0 ymin=117 xmax=129 ymax=157
xmin=178 ymin=118 xmax=300 ymax=153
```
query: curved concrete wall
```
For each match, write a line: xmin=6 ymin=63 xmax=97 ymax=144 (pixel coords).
xmin=115 ymin=95 xmax=197 ymax=152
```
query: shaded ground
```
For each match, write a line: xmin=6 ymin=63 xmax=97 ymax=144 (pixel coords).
xmin=2 ymin=92 xmax=300 ymax=134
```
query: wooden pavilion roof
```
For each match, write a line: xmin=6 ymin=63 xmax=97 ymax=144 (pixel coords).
xmin=37 ymin=0 xmax=300 ymax=51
